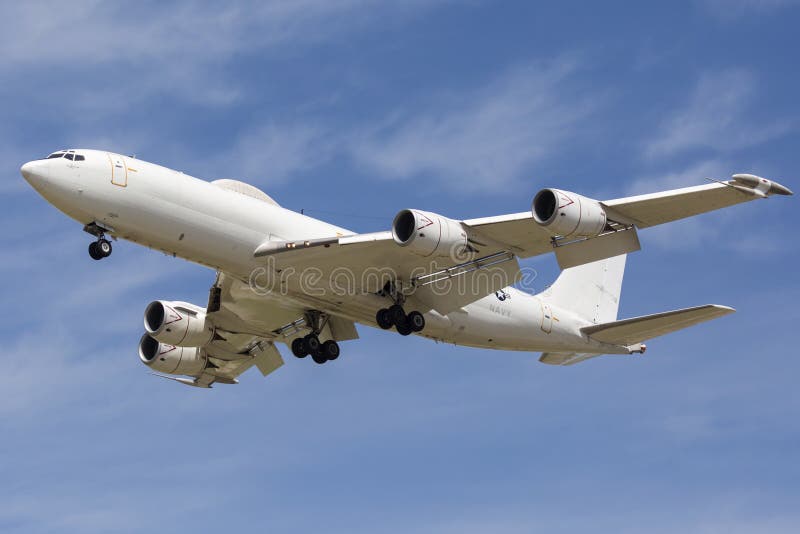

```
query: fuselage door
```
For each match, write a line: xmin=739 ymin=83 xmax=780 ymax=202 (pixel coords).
xmin=540 ymin=301 xmax=553 ymax=334
xmin=108 ymin=153 xmax=128 ymax=187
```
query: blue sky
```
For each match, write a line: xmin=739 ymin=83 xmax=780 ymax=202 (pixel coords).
xmin=1 ymin=1 xmax=798 ymax=532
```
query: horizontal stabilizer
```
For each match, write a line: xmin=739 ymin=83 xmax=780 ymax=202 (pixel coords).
xmin=581 ymin=304 xmax=735 ymax=345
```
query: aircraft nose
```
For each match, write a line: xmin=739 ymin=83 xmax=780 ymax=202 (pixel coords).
xmin=20 ymin=160 xmax=49 ymax=188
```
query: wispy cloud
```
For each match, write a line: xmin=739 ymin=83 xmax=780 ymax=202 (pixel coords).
xmin=699 ymin=0 xmax=800 ymax=20
xmin=0 ymin=1 xmax=452 ymax=65
xmin=626 ymin=159 xmax=730 ymax=195
xmin=346 ymin=59 xmax=597 ymax=192
xmin=206 ymin=58 xmax=597 ymax=193
xmin=645 ymin=69 xmax=792 ymax=158
xmin=0 ymin=0 xmax=454 ymax=110
xmin=209 ymin=123 xmax=335 ymax=186
xmin=630 ymin=68 xmax=794 ymax=253
xmin=660 ymin=413 xmax=717 ymax=442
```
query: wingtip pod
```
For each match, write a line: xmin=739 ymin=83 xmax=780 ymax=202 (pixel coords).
xmin=710 ymin=304 xmax=736 ymax=314
xmin=732 ymin=174 xmax=793 ymax=196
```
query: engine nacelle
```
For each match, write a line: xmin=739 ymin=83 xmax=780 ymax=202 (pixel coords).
xmin=138 ymin=334 xmax=207 ymax=376
xmin=392 ymin=209 xmax=470 ymax=258
xmin=143 ymin=300 xmax=213 ymax=347
xmin=532 ymin=188 xmax=607 ymax=238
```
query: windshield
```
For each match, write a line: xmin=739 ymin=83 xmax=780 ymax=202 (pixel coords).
xmin=45 ymin=150 xmax=85 ymax=161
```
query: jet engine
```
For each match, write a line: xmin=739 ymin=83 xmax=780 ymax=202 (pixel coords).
xmin=532 ymin=188 xmax=607 ymax=238
xmin=392 ymin=209 xmax=470 ymax=258
xmin=138 ymin=334 xmax=207 ymax=376
xmin=143 ymin=300 xmax=213 ymax=347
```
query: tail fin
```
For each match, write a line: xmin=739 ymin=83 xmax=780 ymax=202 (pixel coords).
xmin=539 ymin=254 xmax=626 ymax=324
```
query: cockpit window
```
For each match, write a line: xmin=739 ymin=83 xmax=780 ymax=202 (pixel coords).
xmin=45 ymin=150 xmax=85 ymax=161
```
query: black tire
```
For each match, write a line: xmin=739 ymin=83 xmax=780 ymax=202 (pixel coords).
xmin=291 ymin=338 xmax=308 ymax=358
xmin=322 ymin=340 xmax=340 ymax=360
xmin=311 ymin=351 xmax=327 ymax=364
xmin=376 ymin=308 xmax=393 ymax=329
xmin=98 ymin=239 xmax=112 ymax=257
xmin=396 ymin=319 xmax=412 ymax=336
xmin=88 ymin=242 xmax=103 ymax=260
xmin=304 ymin=334 xmax=321 ymax=355
xmin=407 ymin=311 xmax=425 ymax=332
xmin=388 ymin=304 xmax=406 ymax=324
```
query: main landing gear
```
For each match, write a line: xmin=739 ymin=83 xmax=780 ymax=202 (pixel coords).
xmin=291 ymin=335 xmax=339 ymax=364
xmin=376 ymin=304 xmax=425 ymax=336
xmin=289 ymin=311 xmax=340 ymax=365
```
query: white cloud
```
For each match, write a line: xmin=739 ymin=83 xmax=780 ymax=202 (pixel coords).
xmin=0 ymin=0 xmax=455 ymax=110
xmin=209 ymin=123 xmax=335 ymax=185
xmin=700 ymin=0 xmax=800 ymax=19
xmin=645 ymin=69 xmax=792 ymax=158
xmin=346 ymin=59 xmax=596 ymax=192
xmin=201 ymin=59 xmax=596 ymax=192
xmin=626 ymin=159 xmax=730 ymax=195
xmin=0 ymin=1 xmax=452 ymax=65
xmin=660 ymin=413 xmax=717 ymax=441
xmin=631 ymin=70 xmax=793 ymax=253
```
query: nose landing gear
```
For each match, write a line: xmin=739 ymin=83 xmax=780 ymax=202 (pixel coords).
xmin=84 ymin=222 xmax=114 ymax=261
xmin=88 ymin=238 xmax=113 ymax=260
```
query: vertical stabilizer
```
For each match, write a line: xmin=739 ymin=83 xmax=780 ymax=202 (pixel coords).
xmin=539 ymin=254 xmax=626 ymax=324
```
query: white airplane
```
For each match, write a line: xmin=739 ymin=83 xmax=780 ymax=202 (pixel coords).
xmin=20 ymin=149 xmax=792 ymax=387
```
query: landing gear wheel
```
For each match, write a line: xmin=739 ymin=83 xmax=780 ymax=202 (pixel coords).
xmin=396 ymin=319 xmax=413 ymax=336
xmin=88 ymin=242 xmax=103 ymax=260
xmin=303 ymin=334 xmax=321 ymax=355
xmin=388 ymin=304 xmax=406 ymax=324
xmin=321 ymin=340 xmax=340 ymax=360
xmin=376 ymin=308 xmax=393 ymax=329
xmin=291 ymin=338 xmax=308 ymax=358
xmin=311 ymin=350 xmax=327 ymax=364
xmin=97 ymin=239 xmax=112 ymax=257
xmin=407 ymin=311 xmax=425 ymax=332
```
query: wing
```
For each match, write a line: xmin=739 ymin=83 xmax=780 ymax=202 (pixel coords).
xmin=254 ymin=231 xmax=522 ymax=316
xmin=251 ymin=174 xmax=791 ymax=316
xmin=602 ymin=174 xmax=792 ymax=228
xmin=460 ymin=212 xmax=554 ymax=258
xmin=175 ymin=272 xmax=359 ymax=388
